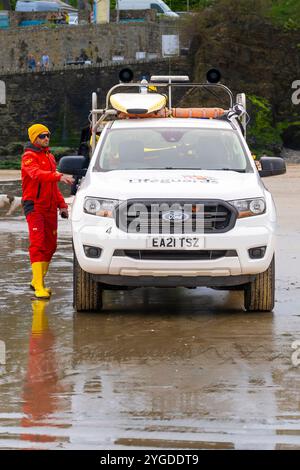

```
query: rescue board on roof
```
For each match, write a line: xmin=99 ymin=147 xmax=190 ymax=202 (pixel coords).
xmin=110 ymin=93 xmax=167 ymax=115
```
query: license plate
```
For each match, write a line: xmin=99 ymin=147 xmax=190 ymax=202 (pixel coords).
xmin=147 ymin=236 xmax=204 ymax=249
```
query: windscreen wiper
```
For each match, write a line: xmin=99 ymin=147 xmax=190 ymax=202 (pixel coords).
xmin=218 ymin=168 xmax=246 ymax=173
xmin=162 ymin=167 xmax=203 ymax=170
xmin=162 ymin=167 xmax=246 ymax=172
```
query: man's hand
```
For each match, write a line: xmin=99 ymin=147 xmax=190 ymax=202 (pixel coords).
xmin=59 ymin=208 xmax=69 ymax=219
xmin=60 ymin=174 xmax=75 ymax=185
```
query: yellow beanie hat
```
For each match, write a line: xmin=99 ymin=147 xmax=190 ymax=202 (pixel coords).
xmin=28 ymin=124 xmax=50 ymax=144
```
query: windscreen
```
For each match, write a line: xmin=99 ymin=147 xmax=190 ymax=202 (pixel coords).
xmin=96 ymin=128 xmax=250 ymax=172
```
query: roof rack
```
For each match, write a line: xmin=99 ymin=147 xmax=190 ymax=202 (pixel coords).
xmin=90 ymin=76 xmax=248 ymax=153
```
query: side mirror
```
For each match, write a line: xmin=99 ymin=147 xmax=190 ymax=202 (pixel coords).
xmin=259 ymin=156 xmax=286 ymax=177
xmin=58 ymin=155 xmax=88 ymax=177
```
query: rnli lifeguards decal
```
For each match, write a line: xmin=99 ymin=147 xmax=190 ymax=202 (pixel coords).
xmin=129 ymin=175 xmax=218 ymax=184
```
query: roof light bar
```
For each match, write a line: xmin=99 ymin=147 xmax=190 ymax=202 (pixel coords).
xmin=150 ymin=75 xmax=190 ymax=83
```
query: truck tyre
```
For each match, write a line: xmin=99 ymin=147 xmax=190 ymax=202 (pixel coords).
xmin=244 ymin=256 xmax=275 ymax=312
xmin=73 ymin=249 xmax=103 ymax=312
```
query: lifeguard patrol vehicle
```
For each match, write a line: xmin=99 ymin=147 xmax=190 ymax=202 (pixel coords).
xmin=59 ymin=69 xmax=286 ymax=312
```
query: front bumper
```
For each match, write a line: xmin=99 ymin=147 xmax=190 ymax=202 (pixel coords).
xmin=72 ymin=213 xmax=276 ymax=280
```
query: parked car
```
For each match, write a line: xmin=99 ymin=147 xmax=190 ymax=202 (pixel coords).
xmin=117 ymin=0 xmax=179 ymax=18
xmin=16 ymin=0 xmax=78 ymax=18
xmin=16 ymin=1 xmax=59 ymax=11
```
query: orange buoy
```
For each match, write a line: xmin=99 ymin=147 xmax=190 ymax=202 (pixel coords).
xmin=117 ymin=107 xmax=225 ymax=119
xmin=171 ymin=108 xmax=225 ymax=118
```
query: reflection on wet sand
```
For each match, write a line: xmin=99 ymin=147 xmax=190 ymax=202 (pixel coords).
xmin=21 ymin=300 xmax=69 ymax=447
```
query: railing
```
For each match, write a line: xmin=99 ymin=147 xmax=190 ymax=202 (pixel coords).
xmin=0 ymin=57 xmax=181 ymax=77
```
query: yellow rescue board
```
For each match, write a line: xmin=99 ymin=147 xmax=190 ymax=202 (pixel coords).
xmin=110 ymin=93 xmax=166 ymax=115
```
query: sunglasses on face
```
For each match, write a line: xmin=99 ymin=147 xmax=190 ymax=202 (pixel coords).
xmin=38 ymin=133 xmax=50 ymax=139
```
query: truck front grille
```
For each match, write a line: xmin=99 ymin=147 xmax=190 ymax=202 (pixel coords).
xmin=113 ymin=249 xmax=238 ymax=261
xmin=115 ymin=199 xmax=237 ymax=234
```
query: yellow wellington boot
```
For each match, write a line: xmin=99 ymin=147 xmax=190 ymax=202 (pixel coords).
xmin=30 ymin=261 xmax=51 ymax=295
xmin=31 ymin=299 xmax=49 ymax=335
xmin=42 ymin=261 xmax=52 ymax=295
xmin=31 ymin=262 xmax=50 ymax=299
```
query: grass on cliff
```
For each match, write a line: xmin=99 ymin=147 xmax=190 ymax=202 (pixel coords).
xmin=180 ymin=0 xmax=300 ymax=30
xmin=269 ymin=0 xmax=300 ymax=29
xmin=0 ymin=159 xmax=20 ymax=170
xmin=247 ymin=95 xmax=282 ymax=156
xmin=247 ymin=95 xmax=300 ymax=156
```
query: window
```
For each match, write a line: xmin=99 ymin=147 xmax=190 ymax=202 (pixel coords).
xmin=150 ymin=3 xmax=165 ymax=13
xmin=96 ymin=128 xmax=251 ymax=172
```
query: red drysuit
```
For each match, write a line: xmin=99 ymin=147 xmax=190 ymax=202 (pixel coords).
xmin=21 ymin=143 xmax=67 ymax=264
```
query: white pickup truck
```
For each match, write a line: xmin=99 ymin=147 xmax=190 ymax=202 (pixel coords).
xmin=59 ymin=71 xmax=286 ymax=312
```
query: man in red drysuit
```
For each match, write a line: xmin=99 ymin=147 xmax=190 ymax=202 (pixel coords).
xmin=21 ymin=124 xmax=74 ymax=299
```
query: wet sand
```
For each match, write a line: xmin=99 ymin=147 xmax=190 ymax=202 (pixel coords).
xmin=0 ymin=166 xmax=299 ymax=450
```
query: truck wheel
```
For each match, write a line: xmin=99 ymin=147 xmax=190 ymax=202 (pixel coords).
xmin=73 ymin=249 xmax=103 ymax=312
xmin=244 ymin=256 xmax=275 ymax=312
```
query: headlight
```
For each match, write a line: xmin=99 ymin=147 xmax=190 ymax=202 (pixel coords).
xmin=229 ymin=198 xmax=266 ymax=218
xmin=83 ymin=197 xmax=119 ymax=217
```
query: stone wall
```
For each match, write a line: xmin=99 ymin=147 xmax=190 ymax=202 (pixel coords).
xmin=0 ymin=57 xmax=192 ymax=146
xmin=0 ymin=19 xmax=182 ymax=72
